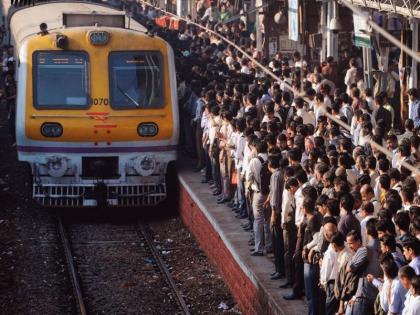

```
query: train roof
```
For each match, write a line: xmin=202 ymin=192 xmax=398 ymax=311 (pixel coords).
xmin=6 ymin=1 xmax=147 ymax=49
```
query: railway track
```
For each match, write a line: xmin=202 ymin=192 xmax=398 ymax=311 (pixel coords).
xmin=57 ymin=216 xmax=191 ymax=315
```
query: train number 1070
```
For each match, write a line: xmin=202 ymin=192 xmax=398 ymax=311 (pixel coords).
xmin=92 ymin=98 xmax=109 ymax=106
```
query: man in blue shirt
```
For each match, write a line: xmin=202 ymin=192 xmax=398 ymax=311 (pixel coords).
xmin=403 ymin=237 xmax=420 ymax=275
xmin=408 ymin=88 xmax=420 ymax=129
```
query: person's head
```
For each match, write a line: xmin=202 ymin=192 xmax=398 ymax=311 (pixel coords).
xmin=302 ymin=198 xmax=316 ymax=215
xmin=379 ymin=174 xmax=391 ymax=192
xmin=331 ymin=232 xmax=345 ymax=252
xmin=402 ymin=238 xmax=420 ymax=261
xmin=376 ymin=220 xmax=396 ymax=239
xmin=285 ymin=177 xmax=299 ymax=194
xmin=388 ymin=168 xmax=401 ymax=188
xmin=325 ymin=198 xmax=339 ymax=217
xmin=378 ymin=158 xmax=390 ymax=174
xmin=295 ymin=169 xmax=308 ymax=186
xmin=366 ymin=156 xmax=377 ymax=171
xmin=386 ymin=134 xmax=398 ymax=151
xmin=360 ymin=184 xmax=374 ymax=203
xmin=360 ymin=202 xmax=374 ymax=219
xmin=379 ymin=234 xmax=397 ymax=254
xmin=399 ymin=265 xmax=416 ymax=290
xmin=316 ymin=194 xmax=329 ymax=215
xmin=339 ymin=192 xmax=354 ymax=214
xmin=374 ymin=95 xmax=384 ymax=107
xmin=322 ymin=170 xmax=335 ymax=188
xmin=399 ymin=144 xmax=411 ymax=158
xmin=351 ymin=190 xmax=363 ymax=210
xmin=404 ymin=119 xmax=415 ymax=132
xmin=394 ymin=211 xmax=410 ymax=235
xmin=268 ymin=154 xmax=280 ymax=173
xmin=236 ymin=117 xmax=246 ymax=133
xmin=366 ymin=218 xmax=378 ymax=239
xmin=401 ymin=185 xmax=415 ymax=205
xmin=347 ymin=230 xmax=362 ymax=252
xmin=287 ymin=148 xmax=302 ymax=165
xmin=380 ymin=254 xmax=399 ymax=280
xmin=323 ymin=216 xmax=338 ymax=241
xmin=408 ymin=88 xmax=418 ymax=101
xmin=255 ymin=140 xmax=268 ymax=154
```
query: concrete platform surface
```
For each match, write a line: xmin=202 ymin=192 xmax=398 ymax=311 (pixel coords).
xmin=177 ymin=167 xmax=307 ymax=315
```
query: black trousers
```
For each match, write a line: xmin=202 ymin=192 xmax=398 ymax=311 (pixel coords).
xmin=292 ymin=222 xmax=304 ymax=296
xmin=283 ymin=221 xmax=296 ymax=284
xmin=271 ymin=220 xmax=284 ymax=275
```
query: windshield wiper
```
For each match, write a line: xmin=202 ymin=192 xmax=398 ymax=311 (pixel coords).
xmin=117 ymin=85 xmax=140 ymax=108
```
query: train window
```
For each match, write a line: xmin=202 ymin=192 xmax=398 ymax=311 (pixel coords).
xmin=109 ymin=52 xmax=163 ymax=109
xmin=33 ymin=51 xmax=89 ymax=108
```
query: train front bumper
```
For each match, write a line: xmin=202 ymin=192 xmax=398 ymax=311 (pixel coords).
xmin=33 ymin=181 xmax=167 ymax=207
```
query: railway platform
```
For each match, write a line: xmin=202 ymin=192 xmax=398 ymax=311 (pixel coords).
xmin=177 ymin=165 xmax=308 ymax=315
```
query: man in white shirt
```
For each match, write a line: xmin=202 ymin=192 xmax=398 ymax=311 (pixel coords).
xmin=295 ymin=97 xmax=315 ymax=126
xmin=358 ymin=202 xmax=375 ymax=246
xmin=314 ymin=93 xmax=325 ymax=127
xmin=233 ymin=119 xmax=247 ymax=217
xmin=294 ymin=170 xmax=308 ymax=228
xmin=280 ymin=177 xmax=299 ymax=288
xmin=322 ymin=231 xmax=354 ymax=315
xmin=344 ymin=58 xmax=358 ymax=95
xmin=245 ymin=140 xmax=270 ymax=256
xmin=402 ymin=275 xmax=420 ymax=315
xmin=399 ymin=265 xmax=419 ymax=315
xmin=360 ymin=184 xmax=381 ymax=215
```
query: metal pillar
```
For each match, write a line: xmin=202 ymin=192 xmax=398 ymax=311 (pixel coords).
xmin=362 ymin=47 xmax=373 ymax=89
xmin=326 ymin=0 xmax=338 ymax=60
xmin=409 ymin=18 xmax=418 ymax=89
xmin=255 ymin=0 xmax=263 ymax=53
xmin=176 ymin=0 xmax=188 ymax=17
xmin=320 ymin=1 xmax=328 ymax=62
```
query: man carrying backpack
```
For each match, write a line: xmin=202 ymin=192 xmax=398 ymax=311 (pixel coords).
xmin=246 ymin=140 xmax=272 ymax=256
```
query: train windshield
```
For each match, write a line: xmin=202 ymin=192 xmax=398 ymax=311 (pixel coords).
xmin=109 ymin=52 xmax=163 ymax=109
xmin=34 ymin=52 xmax=89 ymax=108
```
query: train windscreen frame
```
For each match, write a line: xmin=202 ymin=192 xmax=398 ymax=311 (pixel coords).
xmin=33 ymin=51 xmax=90 ymax=109
xmin=109 ymin=51 xmax=164 ymax=109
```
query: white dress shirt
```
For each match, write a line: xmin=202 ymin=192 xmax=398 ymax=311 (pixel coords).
xmin=294 ymin=182 xmax=308 ymax=227
xmin=234 ymin=133 xmax=246 ymax=170
xmin=402 ymin=292 xmax=420 ymax=315
xmin=320 ymin=244 xmax=336 ymax=286
xmin=245 ymin=153 xmax=268 ymax=192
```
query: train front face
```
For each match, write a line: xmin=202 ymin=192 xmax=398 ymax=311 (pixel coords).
xmin=16 ymin=27 xmax=179 ymax=207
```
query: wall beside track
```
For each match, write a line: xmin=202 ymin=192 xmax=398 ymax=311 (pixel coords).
xmin=177 ymin=169 xmax=307 ymax=315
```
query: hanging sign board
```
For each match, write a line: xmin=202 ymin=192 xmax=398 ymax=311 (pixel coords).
xmin=288 ymin=0 xmax=299 ymax=42
xmin=353 ymin=11 xmax=371 ymax=48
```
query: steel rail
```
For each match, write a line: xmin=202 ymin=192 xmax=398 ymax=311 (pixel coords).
xmin=136 ymin=222 xmax=191 ymax=315
xmin=57 ymin=217 xmax=88 ymax=315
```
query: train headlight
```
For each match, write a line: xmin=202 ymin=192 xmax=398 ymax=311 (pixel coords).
xmin=133 ymin=156 xmax=156 ymax=176
xmin=137 ymin=123 xmax=158 ymax=137
xmin=46 ymin=156 xmax=68 ymax=178
xmin=41 ymin=123 xmax=63 ymax=138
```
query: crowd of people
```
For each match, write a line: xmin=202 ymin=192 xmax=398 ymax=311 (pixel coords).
xmin=133 ymin=2 xmax=420 ymax=315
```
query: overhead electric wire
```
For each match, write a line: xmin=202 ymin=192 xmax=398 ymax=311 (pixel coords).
xmin=139 ymin=0 xmax=420 ymax=176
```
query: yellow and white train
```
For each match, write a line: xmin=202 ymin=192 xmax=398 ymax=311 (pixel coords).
xmin=6 ymin=1 xmax=179 ymax=207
